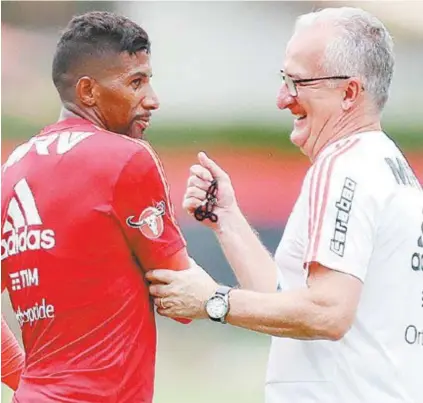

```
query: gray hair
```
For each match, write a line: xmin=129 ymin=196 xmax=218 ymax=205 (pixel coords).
xmin=295 ymin=7 xmax=395 ymax=111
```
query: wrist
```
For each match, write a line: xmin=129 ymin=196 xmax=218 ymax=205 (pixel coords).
xmin=214 ymin=204 xmax=242 ymax=234
xmin=205 ymin=285 xmax=233 ymax=323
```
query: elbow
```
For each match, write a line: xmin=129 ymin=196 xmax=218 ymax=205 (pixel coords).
xmin=308 ymin=294 xmax=357 ymax=341
xmin=324 ymin=325 xmax=348 ymax=341
xmin=310 ymin=307 xmax=354 ymax=341
xmin=320 ymin=315 xmax=353 ymax=341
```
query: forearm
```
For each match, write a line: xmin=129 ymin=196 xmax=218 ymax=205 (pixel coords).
xmin=215 ymin=206 xmax=278 ymax=292
xmin=146 ymin=248 xmax=192 ymax=324
xmin=1 ymin=317 xmax=24 ymax=390
xmin=225 ymin=288 xmax=344 ymax=341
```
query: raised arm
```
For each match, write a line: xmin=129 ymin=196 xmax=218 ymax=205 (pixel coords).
xmin=183 ymin=152 xmax=278 ymax=292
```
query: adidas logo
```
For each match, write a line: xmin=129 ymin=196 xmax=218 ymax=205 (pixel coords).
xmin=1 ymin=179 xmax=55 ymax=261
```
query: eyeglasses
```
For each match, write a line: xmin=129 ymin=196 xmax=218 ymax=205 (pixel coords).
xmin=280 ymin=69 xmax=351 ymax=97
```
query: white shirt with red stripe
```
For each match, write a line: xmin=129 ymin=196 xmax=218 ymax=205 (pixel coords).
xmin=266 ymin=131 xmax=423 ymax=403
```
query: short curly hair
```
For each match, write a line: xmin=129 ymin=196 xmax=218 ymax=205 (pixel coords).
xmin=52 ymin=11 xmax=151 ymax=99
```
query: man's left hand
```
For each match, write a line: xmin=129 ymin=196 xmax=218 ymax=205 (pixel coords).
xmin=146 ymin=261 xmax=218 ymax=319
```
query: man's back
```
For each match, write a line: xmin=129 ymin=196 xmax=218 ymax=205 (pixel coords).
xmin=269 ymin=131 xmax=423 ymax=403
xmin=1 ymin=118 xmax=185 ymax=402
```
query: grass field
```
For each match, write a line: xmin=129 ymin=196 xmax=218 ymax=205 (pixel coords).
xmin=1 ymin=318 xmax=270 ymax=403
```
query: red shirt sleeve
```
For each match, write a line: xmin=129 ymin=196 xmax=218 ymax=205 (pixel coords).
xmin=1 ymin=316 xmax=24 ymax=390
xmin=112 ymin=144 xmax=187 ymax=270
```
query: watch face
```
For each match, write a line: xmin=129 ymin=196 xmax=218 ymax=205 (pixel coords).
xmin=206 ymin=296 xmax=228 ymax=319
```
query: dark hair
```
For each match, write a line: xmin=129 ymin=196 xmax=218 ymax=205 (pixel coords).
xmin=52 ymin=11 xmax=151 ymax=98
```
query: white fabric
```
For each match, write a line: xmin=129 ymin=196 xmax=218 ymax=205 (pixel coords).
xmin=267 ymin=131 xmax=423 ymax=403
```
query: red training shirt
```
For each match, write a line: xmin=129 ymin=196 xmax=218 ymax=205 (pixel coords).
xmin=1 ymin=118 xmax=187 ymax=402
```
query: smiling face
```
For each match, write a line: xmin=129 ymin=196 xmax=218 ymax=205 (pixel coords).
xmin=277 ymin=25 xmax=349 ymax=158
xmin=77 ymin=50 xmax=159 ymax=139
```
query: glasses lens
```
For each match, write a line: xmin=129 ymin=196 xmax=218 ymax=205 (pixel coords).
xmin=285 ymin=75 xmax=297 ymax=97
xmin=281 ymin=71 xmax=297 ymax=97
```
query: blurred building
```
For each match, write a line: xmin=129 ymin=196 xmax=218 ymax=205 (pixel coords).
xmin=2 ymin=1 xmax=423 ymax=127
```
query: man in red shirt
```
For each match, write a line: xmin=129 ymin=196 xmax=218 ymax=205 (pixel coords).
xmin=1 ymin=11 xmax=190 ymax=402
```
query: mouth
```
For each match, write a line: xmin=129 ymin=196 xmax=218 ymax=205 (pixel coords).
xmin=293 ymin=114 xmax=307 ymax=121
xmin=134 ymin=119 xmax=150 ymax=131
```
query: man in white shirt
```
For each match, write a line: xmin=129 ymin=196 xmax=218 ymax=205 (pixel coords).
xmin=147 ymin=7 xmax=423 ymax=403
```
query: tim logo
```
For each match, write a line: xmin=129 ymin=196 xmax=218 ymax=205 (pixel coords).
xmin=330 ymin=178 xmax=356 ymax=257
xmin=9 ymin=268 xmax=39 ymax=291
xmin=126 ymin=201 xmax=166 ymax=240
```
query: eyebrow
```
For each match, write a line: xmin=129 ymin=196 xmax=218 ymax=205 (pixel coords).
xmin=129 ymin=71 xmax=153 ymax=79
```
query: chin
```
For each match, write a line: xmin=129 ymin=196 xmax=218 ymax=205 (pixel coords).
xmin=127 ymin=127 xmax=146 ymax=140
xmin=290 ymin=129 xmax=310 ymax=149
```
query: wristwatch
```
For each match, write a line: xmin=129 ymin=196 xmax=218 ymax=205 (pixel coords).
xmin=205 ymin=286 xmax=232 ymax=323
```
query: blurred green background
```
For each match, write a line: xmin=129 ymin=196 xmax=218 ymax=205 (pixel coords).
xmin=2 ymin=1 xmax=422 ymax=402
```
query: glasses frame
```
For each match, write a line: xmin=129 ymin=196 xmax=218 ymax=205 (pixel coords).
xmin=280 ymin=69 xmax=351 ymax=97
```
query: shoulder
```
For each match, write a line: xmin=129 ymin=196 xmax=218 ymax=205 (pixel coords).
xmin=51 ymin=123 xmax=167 ymax=188
xmin=74 ymin=126 xmax=164 ymax=176
xmin=106 ymin=135 xmax=169 ymax=193
xmin=116 ymin=136 xmax=165 ymax=177
xmin=300 ymin=136 xmax=388 ymax=224
xmin=309 ymin=133 xmax=400 ymax=196
xmin=304 ymin=137 xmax=362 ymax=200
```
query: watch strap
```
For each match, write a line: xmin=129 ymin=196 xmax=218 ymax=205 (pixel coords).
xmin=215 ymin=285 xmax=232 ymax=298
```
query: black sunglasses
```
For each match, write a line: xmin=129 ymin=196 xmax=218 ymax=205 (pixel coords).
xmin=280 ymin=69 xmax=351 ymax=97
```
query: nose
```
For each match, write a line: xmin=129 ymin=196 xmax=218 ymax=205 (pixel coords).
xmin=142 ymin=84 xmax=160 ymax=110
xmin=276 ymin=83 xmax=295 ymax=110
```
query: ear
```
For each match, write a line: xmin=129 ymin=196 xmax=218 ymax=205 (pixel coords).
xmin=341 ymin=78 xmax=362 ymax=111
xmin=75 ymin=76 xmax=96 ymax=107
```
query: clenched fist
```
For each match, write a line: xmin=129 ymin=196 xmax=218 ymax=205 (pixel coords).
xmin=183 ymin=152 xmax=238 ymax=228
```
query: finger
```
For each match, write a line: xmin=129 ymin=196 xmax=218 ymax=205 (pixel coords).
xmin=149 ymin=284 xmax=171 ymax=297
xmin=198 ymin=152 xmax=228 ymax=180
xmin=186 ymin=175 xmax=211 ymax=192
xmin=153 ymin=297 xmax=173 ymax=308
xmin=182 ymin=197 xmax=203 ymax=213
xmin=146 ymin=269 xmax=176 ymax=285
xmin=189 ymin=164 xmax=214 ymax=182
xmin=184 ymin=186 xmax=207 ymax=201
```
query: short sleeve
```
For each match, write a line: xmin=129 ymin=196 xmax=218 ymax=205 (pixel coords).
xmin=304 ymin=144 xmax=378 ymax=282
xmin=112 ymin=146 xmax=186 ymax=269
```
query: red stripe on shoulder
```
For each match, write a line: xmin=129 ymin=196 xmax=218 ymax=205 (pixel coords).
xmin=306 ymin=138 xmax=361 ymax=263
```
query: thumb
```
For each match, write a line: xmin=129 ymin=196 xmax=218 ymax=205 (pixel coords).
xmin=198 ymin=152 xmax=227 ymax=180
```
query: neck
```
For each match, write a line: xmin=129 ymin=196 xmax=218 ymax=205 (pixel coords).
xmin=58 ymin=103 xmax=106 ymax=130
xmin=308 ymin=107 xmax=382 ymax=162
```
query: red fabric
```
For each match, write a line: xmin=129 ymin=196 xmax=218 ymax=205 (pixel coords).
xmin=1 ymin=316 xmax=24 ymax=390
xmin=1 ymin=118 xmax=187 ymax=403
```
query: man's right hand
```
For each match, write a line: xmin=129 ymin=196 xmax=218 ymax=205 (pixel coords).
xmin=183 ymin=152 xmax=238 ymax=228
